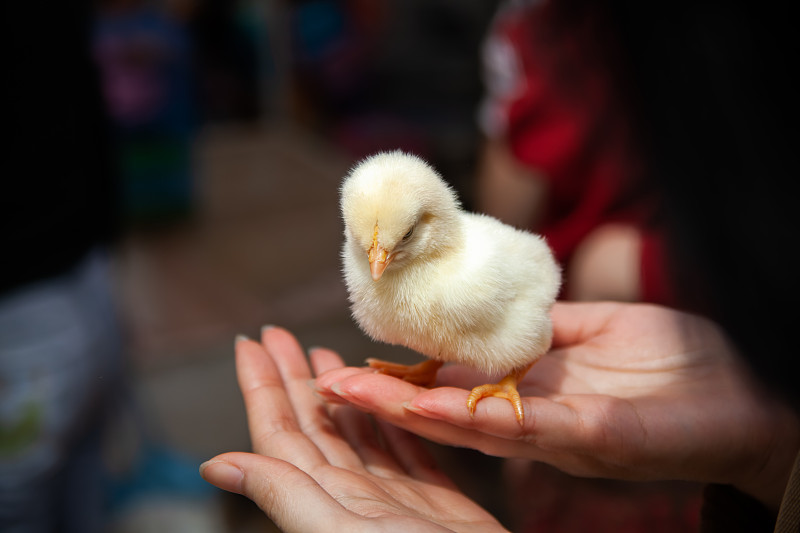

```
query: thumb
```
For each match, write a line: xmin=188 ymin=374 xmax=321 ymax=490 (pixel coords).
xmin=200 ymin=452 xmax=354 ymax=532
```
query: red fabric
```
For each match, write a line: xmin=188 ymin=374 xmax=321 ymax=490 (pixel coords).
xmin=482 ymin=2 xmax=673 ymax=304
xmin=640 ymin=229 xmax=676 ymax=307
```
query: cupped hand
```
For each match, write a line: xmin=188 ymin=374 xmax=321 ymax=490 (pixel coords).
xmin=313 ymin=302 xmax=800 ymax=509
xmin=199 ymin=326 xmax=508 ymax=532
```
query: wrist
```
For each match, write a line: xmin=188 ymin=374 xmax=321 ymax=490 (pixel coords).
xmin=732 ymin=402 xmax=800 ymax=511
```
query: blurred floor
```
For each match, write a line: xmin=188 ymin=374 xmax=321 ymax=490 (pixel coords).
xmin=106 ymin=121 xmax=423 ymax=532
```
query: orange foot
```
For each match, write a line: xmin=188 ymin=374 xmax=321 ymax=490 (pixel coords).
xmin=466 ymin=364 xmax=533 ymax=425
xmin=366 ymin=358 xmax=443 ymax=387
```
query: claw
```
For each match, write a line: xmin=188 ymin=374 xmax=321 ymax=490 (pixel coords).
xmin=466 ymin=363 xmax=534 ymax=425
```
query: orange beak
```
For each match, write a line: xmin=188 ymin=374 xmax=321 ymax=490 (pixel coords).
xmin=368 ymin=225 xmax=393 ymax=281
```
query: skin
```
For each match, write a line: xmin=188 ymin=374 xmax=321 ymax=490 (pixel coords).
xmin=567 ymin=224 xmax=642 ymax=302
xmin=201 ymin=302 xmax=800 ymax=530
xmin=313 ymin=302 xmax=800 ymax=511
xmin=477 ymin=138 xmax=643 ymax=303
xmin=200 ymin=326 xmax=508 ymax=532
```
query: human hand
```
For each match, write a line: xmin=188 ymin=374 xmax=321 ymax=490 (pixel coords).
xmin=199 ymin=326 xmax=508 ymax=532
xmin=313 ymin=302 xmax=800 ymax=509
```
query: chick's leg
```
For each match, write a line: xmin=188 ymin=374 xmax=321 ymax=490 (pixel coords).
xmin=366 ymin=358 xmax=443 ymax=387
xmin=467 ymin=362 xmax=535 ymax=425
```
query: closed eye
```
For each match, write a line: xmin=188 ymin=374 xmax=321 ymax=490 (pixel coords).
xmin=402 ymin=226 xmax=414 ymax=241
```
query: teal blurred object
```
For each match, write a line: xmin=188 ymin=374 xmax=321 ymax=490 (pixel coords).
xmin=119 ymin=136 xmax=194 ymax=222
xmin=107 ymin=443 xmax=216 ymax=512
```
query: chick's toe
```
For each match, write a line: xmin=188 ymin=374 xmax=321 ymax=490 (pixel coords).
xmin=467 ymin=366 xmax=532 ymax=425
xmin=366 ymin=358 xmax=443 ymax=387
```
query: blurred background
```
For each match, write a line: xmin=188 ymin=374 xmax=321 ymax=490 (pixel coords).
xmin=2 ymin=0 xmax=706 ymax=531
xmin=100 ymin=2 xmax=497 ymax=530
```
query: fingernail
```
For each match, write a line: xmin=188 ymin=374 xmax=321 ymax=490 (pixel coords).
xmin=330 ymin=382 xmax=351 ymax=398
xmin=261 ymin=324 xmax=276 ymax=334
xmin=235 ymin=334 xmax=250 ymax=345
xmin=312 ymin=381 xmax=348 ymax=404
xmin=402 ymin=401 xmax=424 ymax=413
xmin=199 ymin=460 xmax=244 ymax=493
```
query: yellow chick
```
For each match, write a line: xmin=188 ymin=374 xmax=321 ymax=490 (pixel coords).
xmin=340 ymin=150 xmax=561 ymax=424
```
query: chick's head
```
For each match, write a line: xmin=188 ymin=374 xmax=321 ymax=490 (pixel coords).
xmin=341 ymin=151 xmax=462 ymax=281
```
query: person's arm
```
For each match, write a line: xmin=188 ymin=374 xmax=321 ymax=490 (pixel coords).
xmin=567 ymin=224 xmax=642 ymax=301
xmin=314 ymin=302 xmax=800 ymax=512
xmin=200 ymin=327 xmax=508 ymax=532
xmin=475 ymin=137 xmax=548 ymax=229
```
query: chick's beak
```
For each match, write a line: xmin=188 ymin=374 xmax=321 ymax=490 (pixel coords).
xmin=368 ymin=226 xmax=393 ymax=281
xmin=368 ymin=245 xmax=391 ymax=281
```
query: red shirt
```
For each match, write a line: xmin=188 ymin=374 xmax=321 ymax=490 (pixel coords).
xmin=479 ymin=1 xmax=673 ymax=304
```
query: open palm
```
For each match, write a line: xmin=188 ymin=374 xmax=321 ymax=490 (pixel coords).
xmin=314 ymin=302 xmax=799 ymax=508
xmin=200 ymin=326 xmax=507 ymax=532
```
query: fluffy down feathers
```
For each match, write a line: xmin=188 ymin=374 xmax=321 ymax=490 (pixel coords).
xmin=341 ymin=150 xmax=561 ymax=376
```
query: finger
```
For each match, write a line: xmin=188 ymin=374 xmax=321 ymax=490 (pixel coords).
xmin=318 ymin=366 xmax=591 ymax=459
xmin=310 ymin=347 xmax=408 ymax=477
xmin=405 ymin=386 xmax=544 ymax=447
xmin=262 ymin=328 xmax=366 ymax=470
xmin=550 ymin=301 xmax=623 ymax=348
xmin=308 ymin=350 xmax=361 ymax=404
xmin=308 ymin=346 xmax=347 ymax=376
xmin=313 ymin=366 xmax=378 ymax=404
xmin=200 ymin=452 xmax=358 ymax=532
xmin=375 ymin=419 xmax=458 ymax=489
xmin=329 ymin=372 xmax=534 ymax=459
xmin=409 ymin=386 xmax=581 ymax=446
xmin=235 ymin=336 xmax=327 ymax=470
xmin=321 ymin=364 xmax=576 ymax=458
xmin=330 ymin=371 xmax=615 ymax=469
xmin=315 ymin=365 xmax=379 ymax=388
xmin=408 ymin=387 xmax=650 ymax=478
xmin=333 ymin=401 xmax=410 ymax=478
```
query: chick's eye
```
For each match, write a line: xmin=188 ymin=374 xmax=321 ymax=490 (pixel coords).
xmin=402 ymin=226 xmax=414 ymax=241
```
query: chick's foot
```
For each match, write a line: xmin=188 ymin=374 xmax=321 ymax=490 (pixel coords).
xmin=366 ymin=358 xmax=443 ymax=387
xmin=467 ymin=365 xmax=533 ymax=425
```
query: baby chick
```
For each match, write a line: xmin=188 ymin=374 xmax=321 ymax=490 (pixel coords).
xmin=340 ymin=150 xmax=561 ymax=424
